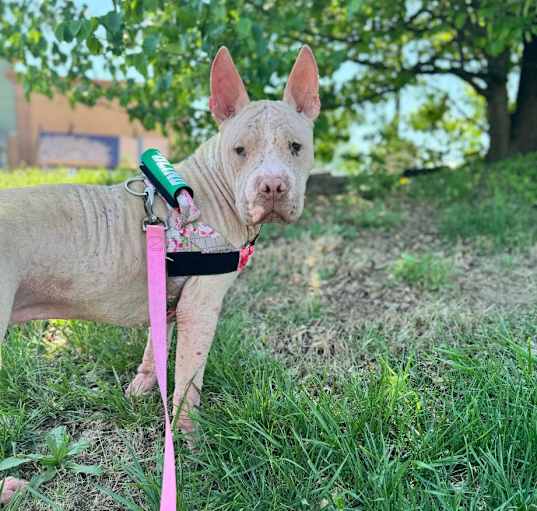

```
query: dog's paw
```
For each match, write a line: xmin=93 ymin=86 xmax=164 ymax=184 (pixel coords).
xmin=1 ymin=477 xmax=28 ymax=505
xmin=125 ymin=373 xmax=157 ymax=397
xmin=171 ymin=405 xmax=199 ymax=451
xmin=175 ymin=415 xmax=199 ymax=452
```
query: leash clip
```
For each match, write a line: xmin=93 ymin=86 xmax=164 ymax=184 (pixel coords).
xmin=124 ymin=176 xmax=168 ymax=231
xmin=143 ymin=185 xmax=168 ymax=232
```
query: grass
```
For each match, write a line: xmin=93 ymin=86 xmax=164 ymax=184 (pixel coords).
xmin=392 ymin=252 xmax=452 ymax=290
xmin=263 ymin=196 xmax=403 ymax=242
xmin=3 ymin=312 xmax=537 ymax=509
xmin=0 ymin=168 xmax=131 ymax=189
xmin=1 ymin=160 xmax=537 ymax=509
xmin=440 ymin=194 xmax=537 ymax=250
xmin=347 ymin=151 xmax=537 ymax=251
xmin=405 ymin=152 xmax=537 ymax=251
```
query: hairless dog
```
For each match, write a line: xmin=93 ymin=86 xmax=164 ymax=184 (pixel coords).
xmin=0 ymin=46 xmax=320 ymax=504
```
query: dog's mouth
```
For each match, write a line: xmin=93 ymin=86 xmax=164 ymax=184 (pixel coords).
xmin=258 ymin=211 xmax=287 ymax=224
xmin=247 ymin=204 xmax=290 ymax=225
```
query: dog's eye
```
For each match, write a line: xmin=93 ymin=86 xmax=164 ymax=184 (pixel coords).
xmin=234 ymin=146 xmax=246 ymax=156
xmin=289 ymin=142 xmax=302 ymax=156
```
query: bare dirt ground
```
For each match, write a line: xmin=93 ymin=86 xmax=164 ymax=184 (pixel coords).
xmin=230 ymin=195 xmax=537 ymax=372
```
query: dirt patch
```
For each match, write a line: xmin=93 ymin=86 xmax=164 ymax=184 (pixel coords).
xmin=21 ymin=422 xmax=158 ymax=511
xmin=227 ymin=197 xmax=537 ymax=370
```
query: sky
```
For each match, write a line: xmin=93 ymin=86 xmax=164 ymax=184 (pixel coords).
xmin=77 ymin=0 xmax=112 ymax=16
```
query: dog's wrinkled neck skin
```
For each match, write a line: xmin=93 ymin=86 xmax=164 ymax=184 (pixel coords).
xmin=170 ymin=134 xmax=259 ymax=250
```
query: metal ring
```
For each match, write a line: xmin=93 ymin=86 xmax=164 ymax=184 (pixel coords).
xmin=142 ymin=217 xmax=169 ymax=231
xmin=124 ymin=176 xmax=147 ymax=197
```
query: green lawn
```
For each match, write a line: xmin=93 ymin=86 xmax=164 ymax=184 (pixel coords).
xmin=1 ymin=161 xmax=537 ymax=510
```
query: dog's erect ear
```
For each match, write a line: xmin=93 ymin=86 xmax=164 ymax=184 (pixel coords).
xmin=209 ymin=47 xmax=250 ymax=124
xmin=283 ymin=46 xmax=320 ymax=121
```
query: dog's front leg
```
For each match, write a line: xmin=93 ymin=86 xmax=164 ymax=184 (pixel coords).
xmin=172 ymin=274 xmax=235 ymax=437
xmin=126 ymin=325 xmax=174 ymax=397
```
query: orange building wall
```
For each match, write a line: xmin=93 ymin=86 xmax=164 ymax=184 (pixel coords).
xmin=7 ymin=70 xmax=169 ymax=168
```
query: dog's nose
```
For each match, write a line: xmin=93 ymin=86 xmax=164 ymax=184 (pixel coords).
xmin=257 ymin=177 xmax=288 ymax=199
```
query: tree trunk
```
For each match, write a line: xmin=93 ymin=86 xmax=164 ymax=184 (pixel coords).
xmin=509 ymin=35 xmax=537 ymax=155
xmin=485 ymin=79 xmax=511 ymax=162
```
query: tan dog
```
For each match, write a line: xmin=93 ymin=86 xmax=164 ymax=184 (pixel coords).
xmin=0 ymin=46 xmax=320 ymax=503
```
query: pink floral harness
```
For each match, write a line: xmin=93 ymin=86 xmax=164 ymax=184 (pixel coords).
xmin=143 ymin=184 xmax=256 ymax=319
xmin=164 ymin=187 xmax=255 ymax=271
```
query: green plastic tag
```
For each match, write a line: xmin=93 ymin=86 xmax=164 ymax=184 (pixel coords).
xmin=140 ymin=148 xmax=193 ymax=207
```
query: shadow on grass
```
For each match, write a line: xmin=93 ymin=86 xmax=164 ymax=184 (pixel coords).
xmin=407 ymin=152 xmax=537 ymax=252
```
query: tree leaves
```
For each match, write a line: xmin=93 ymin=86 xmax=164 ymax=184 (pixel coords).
xmin=2 ymin=0 xmax=536 ymax=162
xmin=55 ymin=18 xmax=94 ymax=44
xmin=102 ymin=11 xmax=123 ymax=34
xmin=67 ymin=20 xmax=82 ymax=38
xmin=348 ymin=0 xmax=363 ymax=17
xmin=87 ymin=36 xmax=103 ymax=55
xmin=454 ymin=12 xmax=466 ymax=30
xmin=54 ymin=21 xmax=67 ymax=42
xmin=77 ymin=19 xmax=94 ymax=41
xmin=237 ymin=17 xmax=252 ymax=39
xmin=142 ymin=34 xmax=160 ymax=55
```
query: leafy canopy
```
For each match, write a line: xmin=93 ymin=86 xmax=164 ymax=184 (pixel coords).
xmin=0 ymin=0 xmax=535 ymax=161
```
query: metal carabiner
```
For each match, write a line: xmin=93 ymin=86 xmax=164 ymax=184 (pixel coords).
xmin=123 ymin=176 xmax=168 ymax=232
xmin=142 ymin=185 xmax=168 ymax=232
xmin=143 ymin=185 xmax=157 ymax=225
xmin=124 ymin=176 xmax=167 ymax=231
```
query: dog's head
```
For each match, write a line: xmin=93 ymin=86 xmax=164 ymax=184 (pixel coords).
xmin=209 ymin=46 xmax=320 ymax=226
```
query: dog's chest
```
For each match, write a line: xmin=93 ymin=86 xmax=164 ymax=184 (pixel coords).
xmin=165 ymin=276 xmax=189 ymax=319
xmin=159 ymin=189 xmax=240 ymax=320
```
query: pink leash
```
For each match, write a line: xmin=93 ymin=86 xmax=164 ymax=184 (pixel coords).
xmin=146 ymin=224 xmax=177 ymax=511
